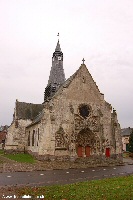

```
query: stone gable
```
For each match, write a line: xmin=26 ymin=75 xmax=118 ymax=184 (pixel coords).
xmin=5 ymin=40 xmax=122 ymax=166
xmin=52 ymin=64 xmax=101 ymax=104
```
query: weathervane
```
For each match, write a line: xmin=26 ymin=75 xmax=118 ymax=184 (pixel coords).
xmin=57 ymin=33 xmax=59 ymax=40
xmin=82 ymin=58 xmax=85 ymax=64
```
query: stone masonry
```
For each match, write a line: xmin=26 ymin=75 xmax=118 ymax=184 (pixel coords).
xmin=26 ymin=63 xmax=122 ymax=163
xmin=5 ymin=39 xmax=122 ymax=166
xmin=5 ymin=100 xmax=43 ymax=152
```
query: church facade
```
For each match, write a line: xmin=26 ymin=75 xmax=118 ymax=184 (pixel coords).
xmin=5 ymin=39 xmax=122 ymax=164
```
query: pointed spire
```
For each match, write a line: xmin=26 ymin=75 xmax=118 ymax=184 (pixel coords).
xmin=44 ymin=36 xmax=65 ymax=102
xmin=55 ymin=39 xmax=61 ymax=52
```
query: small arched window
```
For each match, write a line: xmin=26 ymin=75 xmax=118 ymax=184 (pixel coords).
xmin=38 ymin=128 xmax=39 ymax=140
xmin=32 ymin=130 xmax=35 ymax=146
xmin=28 ymin=131 xmax=30 ymax=146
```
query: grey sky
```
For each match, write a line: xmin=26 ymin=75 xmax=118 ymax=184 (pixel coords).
xmin=0 ymin=0 xmax=133 ymax=128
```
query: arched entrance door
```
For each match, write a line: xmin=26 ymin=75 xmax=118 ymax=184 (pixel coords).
xmin=105 ymin=148 xmax=110 ymax=157
xmin=77 ymin=145 xmax=83 ymax=157
xmin=76 ymin=128 xmax=96 ymax=157
xmin=85 ymin=146 xmax=91 ymax=157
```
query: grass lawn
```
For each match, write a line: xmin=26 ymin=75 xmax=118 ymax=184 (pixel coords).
xmin=0 ymin=149 xmax=4 ymax=155
xmin=15 ymin=175 xmax=133 ymax=199
xmin=4 ymin=153 xmax=35 ymax=163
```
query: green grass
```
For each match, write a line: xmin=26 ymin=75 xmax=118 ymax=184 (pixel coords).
xmin=0 ymin=150 xmax=4 ymax=163
xmin=4 ymin=153 xmax=35 ymax=163
xmin=0 ymin=149 xmax=4 ymax=155
xmin=16 ymin=175 xmax=133 ymax=199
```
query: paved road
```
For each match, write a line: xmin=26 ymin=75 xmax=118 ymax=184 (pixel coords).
xmin=0 ymin=164 xmax=133 ymax=187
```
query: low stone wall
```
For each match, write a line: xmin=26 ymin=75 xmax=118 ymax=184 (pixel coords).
xmin=3 ymin=150 xmax=123 ymax=170
xmin=0 ymin=158 xmax=124 ymax=173
xmin=27 ymin=150 xmax=123 ymax=165
xmin=4 ymin=148 xmax=26 ymax=154
xmin=0 ymin=152 xmax=124 ymax=173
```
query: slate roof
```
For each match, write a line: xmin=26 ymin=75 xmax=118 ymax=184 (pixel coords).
xmin=121 ymin=128 xmax=132 ymax=136
xmin=48 ymin=40 xmax=65 ymax=86
xmin=16 ymin=100 xmax=44 ymax=120
xmin=55 ymin=39 xmax=61 ymax=52
xmin=26 ymin=111 xmax=44 ymax=128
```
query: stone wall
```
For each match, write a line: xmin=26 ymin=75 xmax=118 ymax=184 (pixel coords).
xmin=24 ymin=64 xmax=122 ymax=165
xmin=5 ymin=99 xmax=43 ymax=152
xmin=5 ymin=119 xmax=31 ymax=151
xmin=28 ymin=64 xmax=122 ymax=161
xmin=26 ymin=122 xmax=41 ymax=153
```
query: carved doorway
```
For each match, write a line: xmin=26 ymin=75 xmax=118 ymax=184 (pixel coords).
xmin=76 ymin=128 xmax=95 ymax=157
xmin=77 ymin=145 xmax=83 ymax=157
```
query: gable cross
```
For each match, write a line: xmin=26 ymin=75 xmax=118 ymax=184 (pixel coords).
xmin=82 ymin=58 xmax=85 ymax=64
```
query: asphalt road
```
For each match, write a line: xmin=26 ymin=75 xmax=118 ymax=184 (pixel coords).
xmin=0 ymin=164 xmax=133 ymax=187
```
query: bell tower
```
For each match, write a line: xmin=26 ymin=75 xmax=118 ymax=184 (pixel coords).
xmin=44 ymin=35 xmax=65 ymax=101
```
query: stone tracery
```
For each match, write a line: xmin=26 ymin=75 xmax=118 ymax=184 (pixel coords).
xmin=76 ymin=128 xmax=96 ymax=147
xmin=55 ymin=126 xmax=68 ymax=149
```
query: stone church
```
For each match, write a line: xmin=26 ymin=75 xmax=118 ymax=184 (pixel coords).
xmin=5 ymin=39 xmax=122 ymax=163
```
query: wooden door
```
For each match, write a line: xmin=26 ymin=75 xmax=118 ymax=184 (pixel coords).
xmin=77 ymin=146 xmax=83 ymax=157
xmin=85 ymin=146 xmax=90 ymax=157
xmin=106 ymin=148 xmax=110 ymax=157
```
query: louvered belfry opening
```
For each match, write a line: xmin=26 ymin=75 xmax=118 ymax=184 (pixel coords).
xmin=44 ymin=83 xmax=58 ymax=101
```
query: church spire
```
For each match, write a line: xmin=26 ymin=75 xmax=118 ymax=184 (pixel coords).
xmin=44 ymin=37 xmax=65 ymax=102
xmin=55 ymin=33 xmax=61 ymax=51
xmin=55 ymin=39 xmax=61 ymax=52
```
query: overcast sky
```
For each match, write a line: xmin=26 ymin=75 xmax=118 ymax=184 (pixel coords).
xmin=0 ymin=0 xmax=133 ymax=128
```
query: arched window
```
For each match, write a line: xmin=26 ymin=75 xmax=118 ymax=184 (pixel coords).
xmin=32 ymin=130 xmax=35 ymax=146
xmin=38 ymin=128 xmax=39 ymax=140
xmin=28 ymin=131 xmax=30 ymax=146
